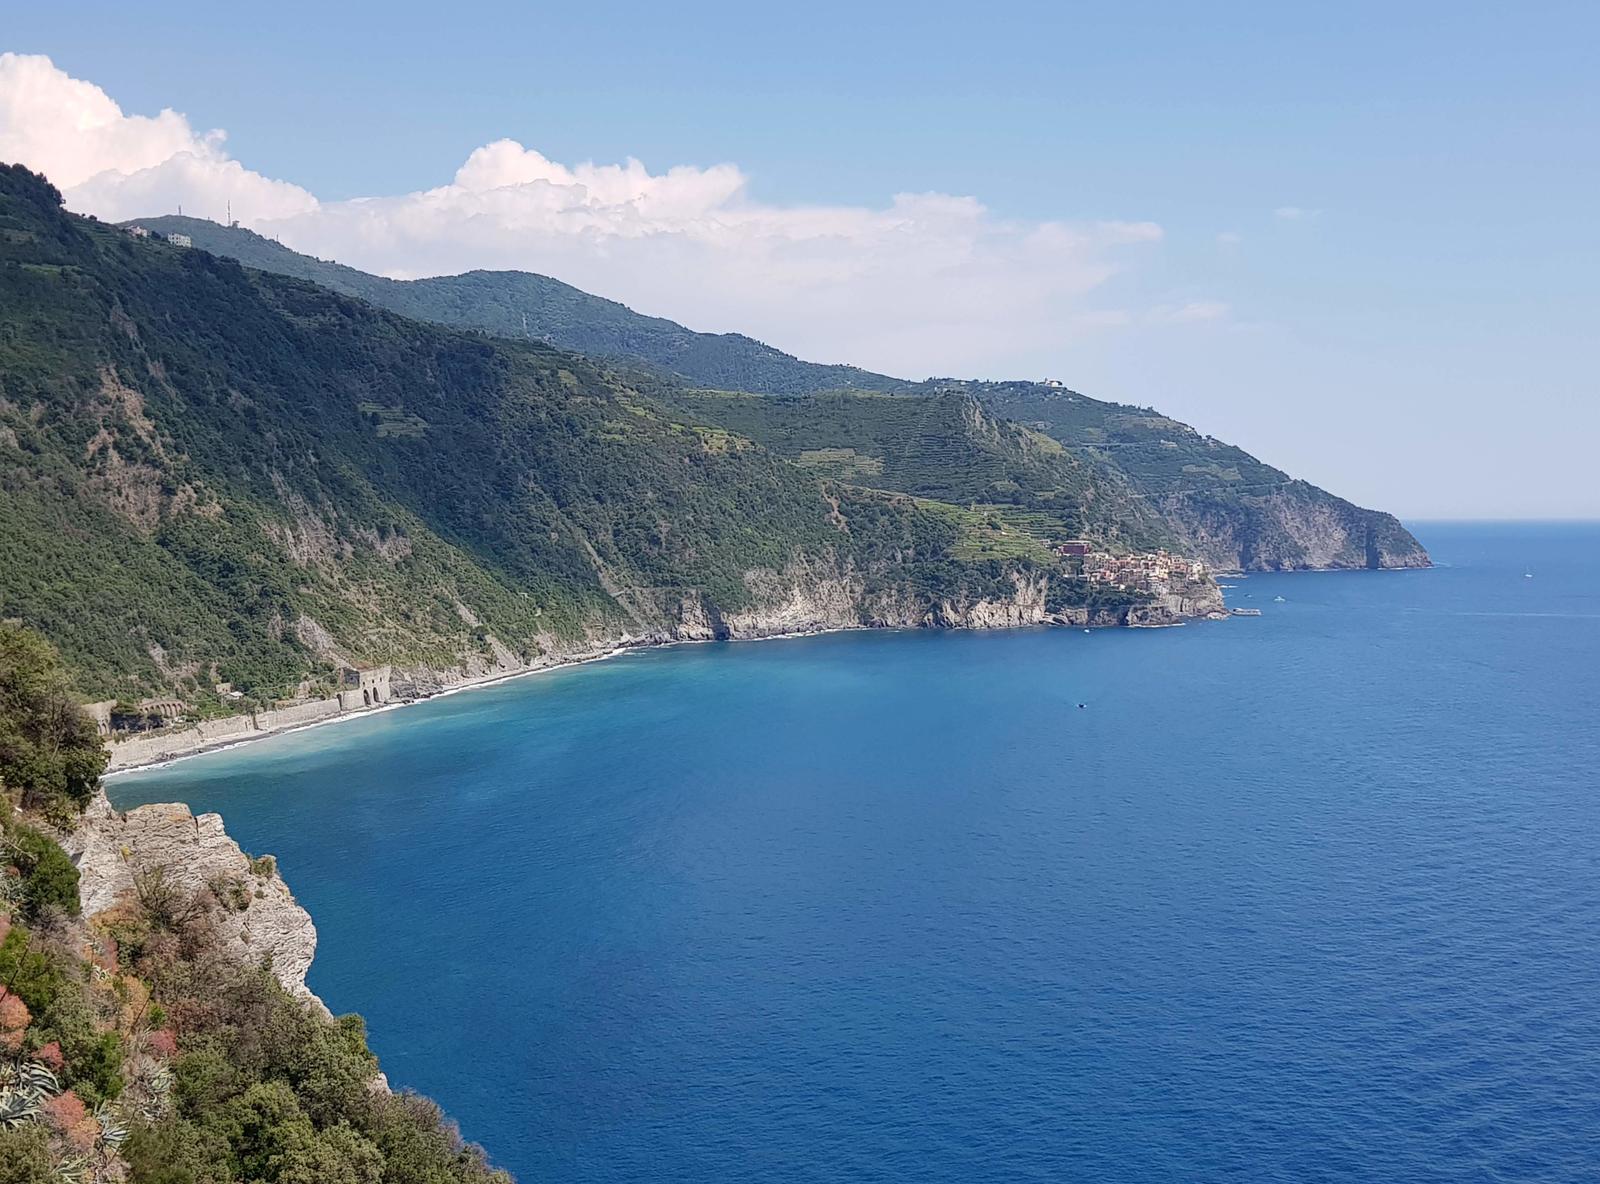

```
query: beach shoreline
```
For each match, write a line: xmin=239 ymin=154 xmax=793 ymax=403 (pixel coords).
xmin=104 ymin=622 xmax=879 ymax=777
xmin=104 ymin=570 xmax=1253 ymax=778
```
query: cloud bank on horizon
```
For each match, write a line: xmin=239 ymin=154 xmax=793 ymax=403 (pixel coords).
xmin=0 ymin=52 xmax=1216 ymax=378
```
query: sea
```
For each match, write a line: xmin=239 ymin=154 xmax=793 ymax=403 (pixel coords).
xmin=110 ymin=522 xmax=1600 ymax=1182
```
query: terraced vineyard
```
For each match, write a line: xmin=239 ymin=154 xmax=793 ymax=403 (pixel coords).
xmin=914 ymin=502 xmax=1066 ymax=564
xmin=664 ymin=390 xmax=1167 ymax=550
xmin=124 ymin=211 xmax=1427 ymax=573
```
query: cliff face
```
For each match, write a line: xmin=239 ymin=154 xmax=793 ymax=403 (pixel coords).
xmin=1159 ymin=482 xmax=1431 ymax=572
xmin=65 ymin=791 xmax=323 ymax=1010
xmin=969 ymin=384 xmax=1430 ymax=573
xmin=670 ymin=556 xmax=1226 ymax=639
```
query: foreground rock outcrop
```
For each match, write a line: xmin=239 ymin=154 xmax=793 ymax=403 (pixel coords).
xmin=64 ymin=791 xmax=322 ymax=1009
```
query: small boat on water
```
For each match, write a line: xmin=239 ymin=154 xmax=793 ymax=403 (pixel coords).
xmin=1273 ymin=595 xmax=1286 ymax=602
xmin=1230 ymin=607 xmax=1263 ymax=617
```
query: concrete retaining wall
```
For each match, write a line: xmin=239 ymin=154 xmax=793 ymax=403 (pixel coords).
xmin=260 ymin=699 xmax=342 ymax=729
xmin=107 ymin=695 xmax=347 ymax=771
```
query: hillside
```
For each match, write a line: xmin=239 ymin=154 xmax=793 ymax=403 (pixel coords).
xmin=0 ymin=622 xmax=506 ymax=1183
xmin=965 ymin=381 xmax=1429 ymax=571
xmin=2 ymin=166 xmax=1180 ymax=708
xmin=123 ymin=215 xmax=1429 ymax=573
xmin=661 ymin=389 xmax=1166 ymax=554
xmin=126 ymin=216 xmax=902 ymax=396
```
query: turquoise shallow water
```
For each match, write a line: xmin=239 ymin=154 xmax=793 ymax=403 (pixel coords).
xmin=112 ymin=523 xmax=1600 ymax=1182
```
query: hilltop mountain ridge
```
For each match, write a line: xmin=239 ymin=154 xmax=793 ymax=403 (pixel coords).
xmin=127 ymin=215 xmax=903 ymax=396
xmin=1 ymin=166 xmax=1192 ymax=707
xmin=122 ymin=215 xmax=1428 ymax=575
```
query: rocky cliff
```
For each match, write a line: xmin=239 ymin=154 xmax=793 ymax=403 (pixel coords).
xmin=1157 ymin=482 xmax=1431 ymax=573
xmin=668 ymin=556 xmax=1226 ymax=639
xmin=64 ymin=791 xmax=323 ymax=1010
xmin=969 ymin=383 xmax=1431 ymax=573
xmin=106 ymin=552 xmax=1228 ymax=771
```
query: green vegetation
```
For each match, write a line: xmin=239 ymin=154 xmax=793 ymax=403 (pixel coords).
xmin=915 ymin=502 xmax=1063 ymax=564
xmin=126 ymin=216 xmax=902 ymax=397
xmin=0 ymin=838 xmax=512 ymax=1183
xmin=127 ymin=212 xmax=1426 ymax=574
xmin=5 ymin=822 xmax=81 ymax=920
xmin=663 ymin=390 xmax=1167 ymax=549
xmin=2 ymin=166 xmax=1065 ymax=704
xmin=963 ymin=380 xmax=1429 ymax=570
xmin=0 ymin=622 xmax=508 ymax=1182
xmin=0 ymin=627 xmax=106 ymax=820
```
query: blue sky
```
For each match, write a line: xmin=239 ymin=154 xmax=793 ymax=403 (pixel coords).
xmin=5 ymin=1 xmax=1597 ymax=517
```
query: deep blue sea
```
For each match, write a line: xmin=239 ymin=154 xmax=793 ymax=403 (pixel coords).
xmin=111 ymin=523 xmax=1600 ymax=1182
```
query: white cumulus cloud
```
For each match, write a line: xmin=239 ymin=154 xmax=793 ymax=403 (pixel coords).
xmin=0 ymin=53 xmax=317 ymax=222
xmin=0 ymin=53 xmax=1222 ymax=378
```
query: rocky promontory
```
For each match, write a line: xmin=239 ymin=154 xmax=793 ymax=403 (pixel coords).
xmin=63 ymin=791 xmax=323 ymax=1009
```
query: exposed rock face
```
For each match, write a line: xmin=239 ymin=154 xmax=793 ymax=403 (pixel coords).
xmin=1161 ymin=483 xmax=1430 ymax=572
xmin=675 ymin=557 xmax=1227 ymax=637
xmin=723 ymin=558 xmax=869 ymax=637
xmin=65 ymin=792 xmax=323 ymax=1010
xmin=932 ymin=570 xmax=1051 ymax=629
xmin=670 ymin=557 xmax=1049 ymax=638
xmin=106 ymin=554 xmax=1229 ymax=772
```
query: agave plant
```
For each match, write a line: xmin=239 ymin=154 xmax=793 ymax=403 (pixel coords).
xmin=17 ymin=1061 xmax=60 ymax=1095
xmin=93 ymin=1102 xmax=127 ymax=1148
xmin=0 ymin=1087 xmax=41 ymax=1128
xmin=50 ymin=1154 xmax=89 ymax=1184
xmin=131 ymin=1062 xmax=174 ymax=1123
xmin=0 ymin=1059 xmax=60 ymax=1128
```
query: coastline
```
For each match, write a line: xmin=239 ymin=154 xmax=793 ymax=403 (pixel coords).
xmin=101 ymin=539 xmax=1442 ymax=778
xmin=108 ymin=635 xmax=643 ymax=777
xmin=105 ymin=608 xmax=1198 ymax=777
xmin=105 ymin=622 xmax=886 ymax=777
xmin=108 ymin=557 xmax=1413 ymax=777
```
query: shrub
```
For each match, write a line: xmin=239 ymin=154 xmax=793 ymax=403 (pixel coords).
xmin=41 ymin=1090 xmax=97 ymax=1154
xmin=170 ymin=1048 xmax=244 ymax=1118
xmin=277 ymin=1121 xmax=384 ymax=1184
xmin=0 ymin=1125 xmax=53 ymax=1184
xmin=122 ymin=1117 xmax=232 ymax=1184
xmin=147 ymin=1029 xmax=178 ymax=1059
xmin=0 ymin=991 xmax=28 ymax=1052
xmin=6 ymin=826 xmax=80 ymax=919
xmin=63 ymin=1032 xmax=124 ymax=1108
xmin=30 ymin=1043 xmax=61 ymax=1072
xmin=0 ymin=928 xmax=65 ymax=1017
xmin=0 ymin=626 xmax=106 ymax=814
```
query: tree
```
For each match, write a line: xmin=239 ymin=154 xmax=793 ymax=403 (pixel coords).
xmin=0 ymin=626 xmax=107 ymax=814
xmin=6 ymin=827 xmax=80 ymax=920
xmin=0 ymin=1126 xmax=53 ymax=1184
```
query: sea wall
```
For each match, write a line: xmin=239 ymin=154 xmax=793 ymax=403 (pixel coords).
xmin=108 ymin=714 xmax=262 ymax=769
xmin=106 ymin=695 xmax=378 ymax=770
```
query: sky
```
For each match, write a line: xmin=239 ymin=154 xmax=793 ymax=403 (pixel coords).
xmin=3 ymin=1 xmax=1596 ymax=518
